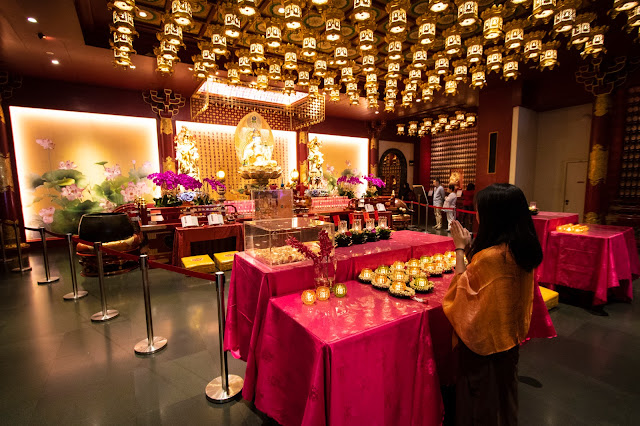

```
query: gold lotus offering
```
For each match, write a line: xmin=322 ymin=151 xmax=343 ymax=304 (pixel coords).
xmin=433 ymin=254 xmax=445 ymax=262
xmin=420 ymin=255 xmax=433 ymax=264
xmin=557 ymin=224 xmax=589 ymax=234
xmin=391 ymin=270 xmax=409 ymax=283
xmin=406 ymin=258 xmax=421 ymax=268
xmin=371 ymin=273 xmax=391 ymax=290
xmin=358 ymin=268 xmax=374 ymax=283
xmin=444 ymin=251 xmax=456 ymax=259
xmin=390 ymin=261 xmax=405 ymax=271
xmin=375 ymin=265 xmax=391 ymax=276
xmin=316 ymin=285 xmax=331 ymax=301
xmin=389 ymin=281 xmax=416 ymax=298
xmin=406 ymin=266 xmax=425 ymax=278
xmin=425 ymin=264 xmax=443 ymax=276
xmin=409 ymin=277 xmax=435 ymax=293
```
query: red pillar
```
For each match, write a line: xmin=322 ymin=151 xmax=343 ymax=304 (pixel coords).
xmin=416 ymin=135 xmax=431 ymax=187
xmin=296 ymin=129 xmax=308 ymax=183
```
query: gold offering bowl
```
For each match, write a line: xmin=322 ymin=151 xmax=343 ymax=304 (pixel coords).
xmin=406 ymin=259 xmax=421 ymax=268
xmin=391 ymin=261 xmax=405 ymax=271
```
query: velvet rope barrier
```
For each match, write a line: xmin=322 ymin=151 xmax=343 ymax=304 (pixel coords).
xmin=405 ymin=201 xmax=476 ymax=215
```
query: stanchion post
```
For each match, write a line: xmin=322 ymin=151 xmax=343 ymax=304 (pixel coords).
xmin=205 ymin=271 xmax=243 ymax=403
xmin=90 ymin=242 xmax=119 ymax=322
xmin=134 ymin=255 xmax=167 ymax=354
xmin=63 ymin=233 xmax=88 ymax=300
xmin=425 ymin=204 xmax=430 ymax=234
xmin=11 ymin=221 xmax=31 ymax=273
xmin=37 ymin=227 xmax=59 ymax=285
xmin=1 ymin=221 xmax=8 ymax=264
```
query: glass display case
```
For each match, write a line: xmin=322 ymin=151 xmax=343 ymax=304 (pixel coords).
xmin=244 ymin=217 xmax=334 ymax=266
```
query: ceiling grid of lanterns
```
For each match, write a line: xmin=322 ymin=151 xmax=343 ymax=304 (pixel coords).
xmin=109 ymin=0 xmax=139 ymax=69
xmin=115 ymin=1 xmax=638 ymax=107
xmin=397 ymin=111 xmax=477 ymax=136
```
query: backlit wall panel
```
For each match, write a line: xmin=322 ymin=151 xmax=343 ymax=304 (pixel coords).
xmin=430 ymin=128 xmax=478 ymax=189
xmin=10 ymin=107 xmax=159 ymax=238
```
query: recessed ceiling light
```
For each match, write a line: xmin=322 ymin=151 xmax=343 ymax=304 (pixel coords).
xmin=374 ymin=111 xmax=379 ymax=114
xmin=416 ymin=99 xmax=421 ymax=102
xmin=51 ymin=59 xmax=60 ymax=65
xmin=46 ymin=51 xmax=54 ymax=55
xmin=138 ymin=11 xmax=148 ymax=18
xmin=188 ymin=67 xmax=193 ymax=71
xmin=278 ymin=7 xmax=284 ymax=13
xmin=130 ymin=65 xmax=136 ymax=69
xmin=27 ymin=17 xmax=38 ymax=23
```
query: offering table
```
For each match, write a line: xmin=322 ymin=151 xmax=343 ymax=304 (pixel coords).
xmin=172 ymin=223 xmax=244 ymax=266
xmin=531 ymin=212 xmax=579 ymax=282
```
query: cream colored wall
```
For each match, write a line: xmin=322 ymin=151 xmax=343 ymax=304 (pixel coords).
xmin=378 ymin=140 xmax=414 ymax=184
xmin=510 ymin=106 xmax=538 ymax=201
xmin=532 ymin=104 xmax=592 ymax=212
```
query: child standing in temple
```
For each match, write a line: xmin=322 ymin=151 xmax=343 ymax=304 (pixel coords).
xmin=444 ymin=183 xmax=457 ymax=231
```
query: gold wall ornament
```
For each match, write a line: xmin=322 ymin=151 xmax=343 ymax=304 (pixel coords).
xmin=0 ymin=105 xmax=4 ymax=124
xmin=584 ymin=211 xmax=601 ymax=224
xmin=0 ymin=153 xmax=14 ymax=191
xmin=163 ymin=156 xmax=177 ymax=173
xmin=588 ymin=144 xmax=608 ymax=186
xmin=175 ymin=126 xmax=201 ymax=180
xmin=160 ymin=117 xmax=173 ymax=134
xmin=594 ymin=93 xmax=611 ymax=117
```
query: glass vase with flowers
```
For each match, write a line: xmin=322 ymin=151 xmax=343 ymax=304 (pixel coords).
xmin=287 ymin=230 xmax=337 ymax=292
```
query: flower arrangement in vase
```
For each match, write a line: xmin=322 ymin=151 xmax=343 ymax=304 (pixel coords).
xmin=334 ymin=232 xmax=352 ymax=247
xmin=287 ymin=230 xmax=337 ymax=291
xmin=363 ymin=174 xmax=386 ymax=198
xmin=336 ymin=175 xmax=363 ymax=199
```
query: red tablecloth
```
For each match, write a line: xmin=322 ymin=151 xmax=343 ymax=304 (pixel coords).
xmin=224 ymin=238 xmax=413 ymax=361
xmin=391 ymin=230 xmax=457 ymax=258
xmin=540 ymin=224 xmax=640 ymax=305
xmin=172 ymin=223 xmax=244 ymax=266
xmin=532 ymin=212 xmax=579 ymax=282
xmin=247 ymin=275 xmax=556 ymax=426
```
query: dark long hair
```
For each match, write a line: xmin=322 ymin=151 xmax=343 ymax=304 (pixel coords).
xmin=468 ymin=184 xmax=542 ymax=272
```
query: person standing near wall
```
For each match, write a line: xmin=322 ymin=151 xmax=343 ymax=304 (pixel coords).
xmin=433 ymin=178 xmax=445 ymax=229
xmin=462 ymin=183 xmax=475 ymax=230
xmin=444 ymin=183 xmax=457 ymax=231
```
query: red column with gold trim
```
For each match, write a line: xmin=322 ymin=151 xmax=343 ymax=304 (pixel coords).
xmin=143 ymin=89 xmax=185 ymax=173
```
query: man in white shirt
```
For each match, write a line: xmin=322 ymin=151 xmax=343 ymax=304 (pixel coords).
xmin=444 ymin=183 xmax=457 ymax=231
xmin=432 ymin=179 xmax=445 ymax=229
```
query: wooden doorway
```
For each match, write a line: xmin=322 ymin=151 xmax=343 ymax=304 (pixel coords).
xmin=563 ymin=160 xmax=588 ymax=221
xmin=378 ymin=149 xmax=407 ymax=196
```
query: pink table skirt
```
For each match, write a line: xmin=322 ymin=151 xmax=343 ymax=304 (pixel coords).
xmin=532 ymin=212 xmax=579 ymax=282
xmin=224 ymin=238 xmax=413 ymax=361
xmin=247 ymin=276 xmax=556 ymax=426
xmin=540 ymin=224 xmax=640 ymax=305
xmin=391 ymin=230 xmax=457 ymax=258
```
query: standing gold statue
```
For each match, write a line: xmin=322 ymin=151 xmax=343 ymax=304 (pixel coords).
xmin=175 ymin=127 xmax=200 ymax=180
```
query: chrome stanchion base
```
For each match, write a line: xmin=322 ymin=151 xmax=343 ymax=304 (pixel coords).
xmin=205 ymin=375 xmax=244 ymax=403
xmin=11 ymin=266 xmax=32 ymax=273
xmin=134 ymin=336 xmax=168 ymax=355
xmin=91 ymin=309 xmax=119 ymax=322
xmin=38 ymin=276 xmax=60 ymax=285
xmin=63 ymin=290 xmax=88 ymax=300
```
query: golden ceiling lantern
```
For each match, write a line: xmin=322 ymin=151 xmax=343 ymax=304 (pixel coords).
xmin=466 ymin=112 xmax=477 ymax=125
xmin=308 ymin=78 xmax=320 ymax=98
xmin=485 ymin=46 xmax=503 ymax=73
xmin=340 ymin=61 xmax=356 ymax=84
xmin=283 ymin=73 xmax=296 ymax=95
xmin=255 ymin=68 xmax=269 ymax=90
xmin=539 ymin=41 xmax=560 ymax=70
xmin=628 ymin=6 xmax=640 ymax=27
xmin=354 ymin=0 xmax=373 ymax=21
xmin=504 ymin=19 xmax=525 ymax=51
xmin=482 ymin=5 xmax=505 ymax=41
xmin=268 ymin=57 xmax=282 ymax=80
xmin=113 ymin=48 xmax=133 ymax=68
xmin=156 ymin=55 xmax=174 ymax=75
xmin=323 ymin=71 xmax=337 ymax=91
xmin=582 ymin=26 xmax=608 ymax=57
xmin=111 ymin=0 xmax=135 ymax=11
xmin=171 ymin=0 xmax=192 ymax=26
xmin=314 ymin=55 xmax=328 ymax=76
xmin=302 ymin=31 xmax=318 ymax=58
xmin=570 ymin=13 xmax=595 ymax=46
xmin=453 ymin=59 xmax=468 ymax=81
xmin=237 ymin=48 xmax=252 ymax=74
xmin=249 ymin=35 xmax=266 ymax=62
xmin=401 ymin=91 xmax=413 ymax=107
xmin=434 ymin=51 xmax=450 ymax=75
xmin=225 ymin=62 xmax=241 ymax=84
xmin=283 ymin=44 xmax=298 ymax=70
xmin=329 ymin=87 xmax=340 ymax=102
xmin=423 ymin=117 xmax=433 ymax=129
xmin=397 ymin=123 xmax=405 ymax=135
xmin=210 ymin=25 xmax=227 ymax=55
xmin=385 ymin=98 xmax=396 ymax=112
xmin=427 ymin=70 xmax=441 ymax=89
xmin=429 ymin=0 xmax=451 ymax=13
xmin=553 ymin=0 xmax=578 ymax=35
xmin=417 ymin=14 xmax=437 ymax=46
xmin=456 ymin=0 xmax=479 ymax=27
xmin=533 ymin=0 xmax=556 ymax=21
xmin=265 ymin=18 xmax=282 ymax=48
xmin=199 ymin=42 xmax=216 ymax=68
xmin=222 ymin=3 xmax=241 ymax=39
xmin=411 ymin=44 xmax=429 ymax=68
xmin=408 ymin=66 xmax=422 ymax=83
xmin=347 ymin=80 xmax=359 ymax=95
xmin=334 ymin=43 xmax=349 ymax=65
xmin=444 ymin=26 xmax=463 ymax=57
xmin=387 ymin=0 xmax=410 ymax=34
xmin=112 ymin=9 xmax=135 ymax=35
xmin=387 ymin=35 xmax=404 ymax=61
xmin=365 ymin=72 xmax=378 ymax=87
xmin=408 ymin=121 xmax=419 ymax=136
xmin=502 ymin=54 xmax=520 ymax=80
xmin=465 ymin=36 xmax=484 ymax=63
xmin=192 ymin=55 xmax=208 ymax=80
xmin=367 ymin=96 xmax=379 ymax=110
xmin=349 ymin=93 xmax=360 ymax=106
xmin=284 ymin=0 xmax=303 ymax=30
xmin=404 ymin=78 xmax=418 ymax=95
xmin=385 ymin=86 xmax=398 ymax=100
xmin=385 ymin=77 xmax=398 ymax=90
xmin=237 ymin=0 xmax=258 ymax=17
xmin=362 ymin=50 xmax=377 ymax=73
xmin=613 ymin=0 xmax=639 ymax=12
xmin=324 ymin=8 xmax=342 ymax=42
xmin=111 ymin=32 xmax=135 ymax=52
xmin=358 ymin=22 xmax=376 ymax=51
xmin=444 ymin=75 xmax=458 ymax=96
xmin=524 ymin=30 xmax=545 ymax=61
xmin=470 ymin=65 xmax=487 ymax=88
xmin=297 ymin=64 xmax=311 ymax=85
xmin=438 ymin=114 xmax=449 ymax=125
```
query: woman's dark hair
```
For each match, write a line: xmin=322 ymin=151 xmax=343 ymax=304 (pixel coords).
xmin=468 ymin=183 xmax=542 ymax=272
xmin=448 ymin=183 xmax=456 ymax=192
xmin=466 ymin=183 xmax=475 ymax=191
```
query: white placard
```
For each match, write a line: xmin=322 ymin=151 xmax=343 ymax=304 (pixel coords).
xmin=365 ymin=204 xmax=375 ymax=212
xmin=376 ymin=203 xmax=386 ymax=212
xmin=181 ymin=215 xmax=199 ymax=227
xmin=358 ymin=199 xmax=365 ymax=208
xmin=456 ymin=190 xmax=463 ymax=197
xmin=207 ymin=213 xmax=225 ymax=226
xmin=428 ymin=190 xmax=433 ymax=197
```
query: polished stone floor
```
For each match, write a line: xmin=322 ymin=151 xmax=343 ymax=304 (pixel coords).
xmin=1 ymin=238 xmax=639 ymax=425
